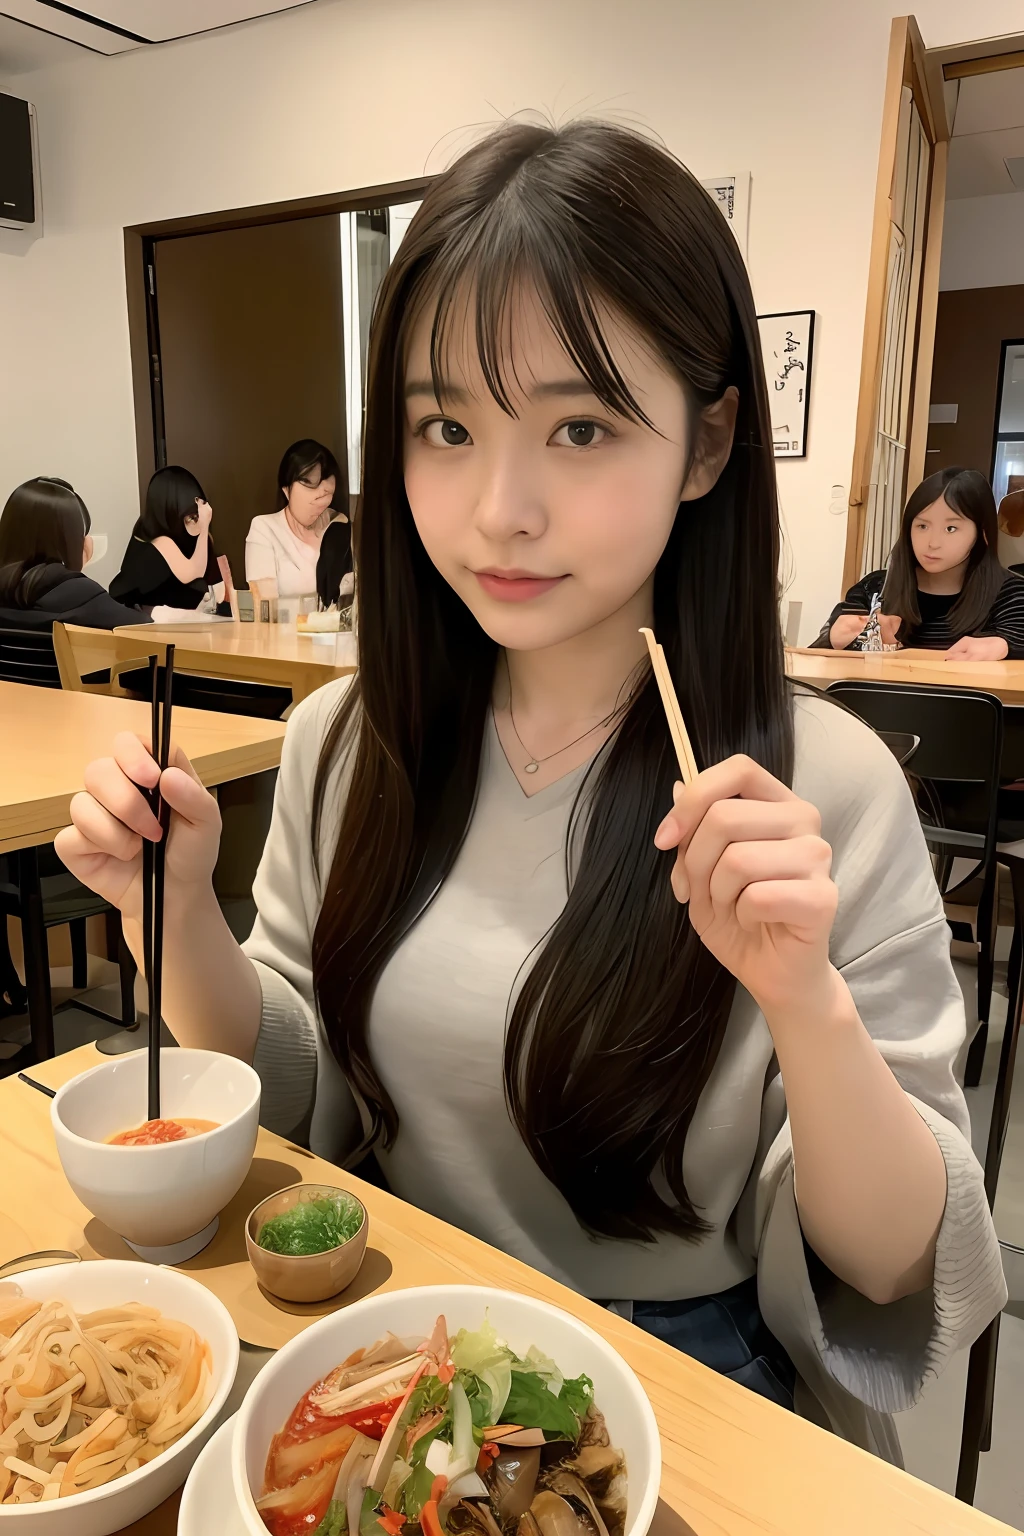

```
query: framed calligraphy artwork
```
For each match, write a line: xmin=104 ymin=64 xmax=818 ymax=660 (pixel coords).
xmin=757 ymin=310 xmax=814 ymax=458
xmin=700 ymin=173 xmax=750 ymax=258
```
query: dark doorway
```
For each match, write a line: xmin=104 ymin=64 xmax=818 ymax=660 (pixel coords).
xmin=150 ymin=215 xmax=345 ymax=584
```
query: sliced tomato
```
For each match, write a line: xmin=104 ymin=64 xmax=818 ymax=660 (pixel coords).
xmin=337 ymin=1394 xmax=406 ymax=1441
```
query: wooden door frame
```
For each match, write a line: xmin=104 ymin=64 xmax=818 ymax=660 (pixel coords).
xmin=844 ymin=20 xmax=1024 ymax=590
xmin=123 ymin=175 xmax=432 ymax=509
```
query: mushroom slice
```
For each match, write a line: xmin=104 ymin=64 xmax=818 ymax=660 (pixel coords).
xmin=529 ymin=1490 xmax=599 ymax=1536
xmin=448 ymin=1498 xmax=507 ymax=1536
xmin=488 ymin=1446 xmax=541 ymax=1523
xmin=484 ymin=1427 xmax=548 ymax=1448
xmin=539 ymin=1474 xmax=610 ymax=1536
xmin=567 ymin=1446 xmax=623 ymax=1497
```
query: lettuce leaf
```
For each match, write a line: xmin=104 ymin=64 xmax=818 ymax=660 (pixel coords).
xmin=399 ymin=1460 xmax=436 ymax=1519
xmin=501 ymin=1370 xmax=593 ymax=1439
xmin=314 ymin=1500 xmax=347 ymax=1536
xmin=450 ymin=1317 xmax=513 ymax=1422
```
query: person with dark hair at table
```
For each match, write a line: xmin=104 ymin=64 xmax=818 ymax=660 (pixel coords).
xmin=111 ymin=466 xmax=224 ymax=615
xmin=246 ymin=440 xmax=345 ymax=600
xmin=0 ymin=476 xmax=149 ymax=631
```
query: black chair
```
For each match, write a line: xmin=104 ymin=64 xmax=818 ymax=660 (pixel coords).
xmin=826 ymin=681 xmax=1004 ymax=1028
xmin=0 ymin=626 xmax=62 ymax=687
xmin=0 ymin=626 xmax=134 ymax=1060
xmin=825 ymin=681 xmax=1020 ymax=1504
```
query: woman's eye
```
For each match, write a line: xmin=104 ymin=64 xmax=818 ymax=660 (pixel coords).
xmin=551 ymin=420 xmax=607 ymax=448
xmin=422 ymin=418 xmax=471 ymax=447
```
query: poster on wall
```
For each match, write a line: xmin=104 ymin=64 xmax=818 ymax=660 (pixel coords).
xmin=757 ymin=310 xmax=815 ymax=458
xmin=700 ymin=173 xmax=750 ymax=258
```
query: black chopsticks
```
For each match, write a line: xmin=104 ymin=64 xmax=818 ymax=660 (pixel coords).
xmin=18 ymin=1072 xmax=55 ymax=1098
xmin=142 ymin=646 xmax=175 ymax=1122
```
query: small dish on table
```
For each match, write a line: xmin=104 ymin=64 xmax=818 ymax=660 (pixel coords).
xmin=245 ymin=1183 xmax=368 ymax=1303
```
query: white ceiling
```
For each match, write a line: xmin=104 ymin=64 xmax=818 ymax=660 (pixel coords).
xmin=0 ymin=11 xmax=80 ymax=72
xmin=947 ymin=67 xmax=1024 ymax=201
xmin=0 ymin=0 xmax=318 ymax=60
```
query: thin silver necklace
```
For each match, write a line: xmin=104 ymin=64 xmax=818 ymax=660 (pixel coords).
xmin=503 ymin=654 xmax=622 ymax=775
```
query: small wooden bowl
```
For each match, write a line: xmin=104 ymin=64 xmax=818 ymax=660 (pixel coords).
xmin=245 ymin=1183 xmax=368 ymax=1303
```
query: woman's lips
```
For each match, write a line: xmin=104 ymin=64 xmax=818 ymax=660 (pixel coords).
xmin=473 ymin=570 xmax=568 ymax=602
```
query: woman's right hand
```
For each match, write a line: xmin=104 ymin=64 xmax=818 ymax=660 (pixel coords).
xmin=54 ymin=732 xmax=222 ymax=925
xmin=196 ymin=499 xmax=213 ymax=532
xmin=829 ymin=612 xmax=869 ymax=649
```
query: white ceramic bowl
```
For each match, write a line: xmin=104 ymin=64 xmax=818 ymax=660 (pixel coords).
xmin=232 ymin=1284 xmax=661 ymax=1536
xmin=51 ymin=1049 xmax=260 ymax=1257
xmin=0 ymin=1258 xmax=238 ymax=1536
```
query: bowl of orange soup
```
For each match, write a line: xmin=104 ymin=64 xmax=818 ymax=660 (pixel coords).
xmin=51 ymin=1049 xmax=261 ymax=1262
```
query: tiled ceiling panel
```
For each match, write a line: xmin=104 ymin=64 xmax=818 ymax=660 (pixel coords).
xmin=0 ymin=0 xmax=317 ymax=55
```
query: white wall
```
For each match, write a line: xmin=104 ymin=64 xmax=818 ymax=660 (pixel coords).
xmin=940 ymin=191 xmax=1024 ymax=291
xmin=2 ymin=0 xmax=1024 ymax=633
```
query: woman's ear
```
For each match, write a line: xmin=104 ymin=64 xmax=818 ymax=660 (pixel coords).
xmin=679 ymin=386 xmax=740 ymax=502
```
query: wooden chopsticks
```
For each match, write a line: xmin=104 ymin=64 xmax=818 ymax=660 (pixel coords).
xmin=640 ymin=627 xmax=698 ymax=785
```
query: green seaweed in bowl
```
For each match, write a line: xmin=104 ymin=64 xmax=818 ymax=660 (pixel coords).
xmin=256 ymin=1193 xmax=364 ymax=1256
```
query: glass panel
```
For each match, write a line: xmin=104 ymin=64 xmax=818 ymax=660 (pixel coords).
xmin=997 ymin=342 xmax=1024 ymax=436
xmin=993 ymin=439 xmax=1024 ymax=504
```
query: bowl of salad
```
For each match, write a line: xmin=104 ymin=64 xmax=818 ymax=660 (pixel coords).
xmin=230 ymin=1285 xmax=660 ymax=1536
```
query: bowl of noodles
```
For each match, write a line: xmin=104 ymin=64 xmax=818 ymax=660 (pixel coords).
xmin=0 ymin=1257 xmax=238 ymax=1535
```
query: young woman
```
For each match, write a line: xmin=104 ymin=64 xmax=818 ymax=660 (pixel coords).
xmin=816 ymin=467 xmax=1024 ymax=657
xmin=245 ymin=440 xmax=345 ymax=599
xmin=0 ymin=476 xmax=148 ymax=630
xmin=56 ymin=121 xmax=1002 ymax=1458
xmin=110 ymin=466 xmax=222 ymax=614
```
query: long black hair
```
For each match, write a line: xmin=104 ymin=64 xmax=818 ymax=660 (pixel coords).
xmin=133 ymin=466 xmax=218 ymax=581
xmin=882 ymin=467 xmax=1006 ymax=641
xmin=311 ymin=120 xmax=791 ymax=1241
xmin=0 ymin=477 xmax=91 ymax=607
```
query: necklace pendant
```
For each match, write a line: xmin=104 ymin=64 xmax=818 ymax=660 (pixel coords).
xmin=524 ymin=761 xmax=540 ymax=775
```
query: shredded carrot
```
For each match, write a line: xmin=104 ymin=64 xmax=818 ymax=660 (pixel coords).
xmin=476 ymin=1442 xmax=499 ymax=1475
xmin=436 ymin=1362 xmax=455 ymax=1385
xmin=430 ymin=1475 xmax=448 ymax=1505
xmin=421 ymin=1499 xmax=445 ymax=1536
xmin=378 ymin=1506 xmax=405 ymax=1536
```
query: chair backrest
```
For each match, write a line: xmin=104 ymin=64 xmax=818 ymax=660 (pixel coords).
xmin=0 ymin=626 xmax=62 ymax=688
xmin=824 ymin=680 xmax=1003 ymax=864
xmin=51 ymin=622 xmax=84 ymax=690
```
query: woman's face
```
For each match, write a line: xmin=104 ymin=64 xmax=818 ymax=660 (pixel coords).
xmin=286 ymin=470 xmax=336 ymax=527
xmin=402 ymin=286 xmax=733 ymax=653
xmin=910 ymin=496 xmax=978 ymax=575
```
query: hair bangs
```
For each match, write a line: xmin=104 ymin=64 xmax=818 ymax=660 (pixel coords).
xmin=410 ymin=200 xmax=654 ymax=427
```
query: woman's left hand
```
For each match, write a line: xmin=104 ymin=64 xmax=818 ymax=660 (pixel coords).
xmin=944 ymin=635 xmax=1008 ymax=661
xmin=655 ymin=756 xmax=839 ymax=1022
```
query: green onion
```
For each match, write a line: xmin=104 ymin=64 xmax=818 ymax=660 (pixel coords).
xmin=257 ymin=1194 xmax=363 ymax=1255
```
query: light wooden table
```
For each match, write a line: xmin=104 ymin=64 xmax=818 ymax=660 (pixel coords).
xmin=786 ymin=646 xmax=1024 ymax=706
xmin=1 ymin=1044 xmax=1011 ymax=1536
xmin=63 ymin=620 xmax=357 ymax=705
xmin=0 ymin=681 xmax=286 ymax=856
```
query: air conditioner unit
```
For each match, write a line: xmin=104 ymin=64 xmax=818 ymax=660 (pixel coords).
xmin=0 ymin=92 xmax=41 ymax=233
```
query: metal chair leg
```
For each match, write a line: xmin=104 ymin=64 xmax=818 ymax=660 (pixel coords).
xmin=957 ymin=1316 xmax=1000 ymax=1503
xmin=976 ymin=862 xmax=998 ymax=1027
xmin=118 ymin=930 xmax=137 ymax=1028
xmin=17 ymin=848 xmax=54 ymax=1061
xmin=69 ymin=918 xmax=88 ymax=991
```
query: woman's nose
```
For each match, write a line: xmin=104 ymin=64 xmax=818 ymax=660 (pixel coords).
xmin=472 ymin=452 xmax=546 ymax=541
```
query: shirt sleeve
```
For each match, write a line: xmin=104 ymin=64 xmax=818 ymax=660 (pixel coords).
xmin=245 ymin=519 xmax=279 ymax=586
xmin=810 ymin=570 xmax=886 ymax=649
xmin=242 ymin=679 xmax=362 ymax=1151
xmin=753 ymin=695 xmax=1005 ymax=1421
xmin=978 ymin=573 xmax=1024 ymax=658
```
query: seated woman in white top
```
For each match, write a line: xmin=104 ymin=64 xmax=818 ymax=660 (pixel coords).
xmin=245 ymin=441 xmax=346 ymax=599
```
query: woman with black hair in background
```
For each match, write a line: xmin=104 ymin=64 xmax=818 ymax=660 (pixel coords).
xmin=58 ymin=121 xmax=1002 ymax=1455
xmin=0 ymin=476 xmax=149 ymax=630
xmin=815 ymin=467 xmax=1024 ymax=658
xmin=246 ymin=440 xmax=345 ymax=600
xmin=111 ymin=466 xmax=223 ymax=615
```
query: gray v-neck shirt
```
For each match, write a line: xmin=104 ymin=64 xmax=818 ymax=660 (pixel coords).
xmin=244 ymin=680 xmax=1003 ymax=1451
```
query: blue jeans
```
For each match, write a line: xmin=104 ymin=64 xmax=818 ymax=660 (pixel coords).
xmin=623 ymin=1276 xmax=796 ymax=1411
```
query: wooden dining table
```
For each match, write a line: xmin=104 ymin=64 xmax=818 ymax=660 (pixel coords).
xmin=0 ymin=681 xmax=287 ymax=857
xmin=786 ymin=646 xmax=1024 ymax=706
xmin=63 ymin=620 xmax=357 ymax=706
xmin=0 ymin=1043 xmax=1012 ymax=1536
